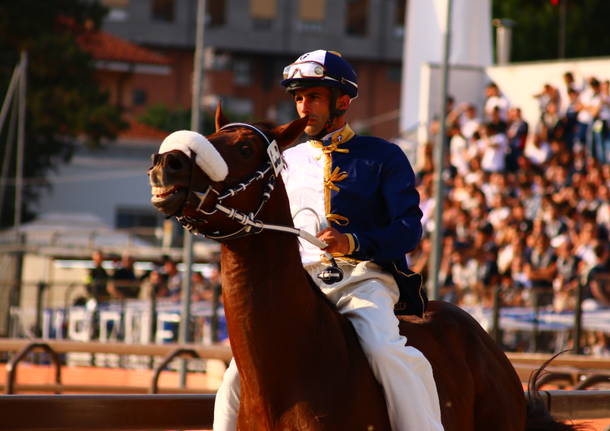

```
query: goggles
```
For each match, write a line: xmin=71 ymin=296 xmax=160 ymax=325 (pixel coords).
xmin=283 ymin=61 xmax=327 ymax=80
xmin=282 ymin=60 xmax=358 ymax=91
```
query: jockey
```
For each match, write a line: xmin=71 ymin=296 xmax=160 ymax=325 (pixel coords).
xmin=213 ymin=50 xmax=443 ymax=431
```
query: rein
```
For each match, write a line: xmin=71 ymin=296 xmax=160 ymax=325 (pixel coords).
xmin=176 ymin=122 xmax=327 ymax=250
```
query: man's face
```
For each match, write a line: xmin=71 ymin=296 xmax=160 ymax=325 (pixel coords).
xmin=293 ymin=86 xmax=332 ymax=136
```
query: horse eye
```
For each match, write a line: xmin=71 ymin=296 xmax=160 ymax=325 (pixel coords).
xmin=239 ymin=143 xmax=254 ymax=158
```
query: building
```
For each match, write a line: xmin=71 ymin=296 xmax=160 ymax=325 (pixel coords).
xmin=101 ymin=0 xmax=408 ymax=139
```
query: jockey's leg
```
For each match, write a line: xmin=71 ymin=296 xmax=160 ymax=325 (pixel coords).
xmin=213 ymin=359 xmax=240 ymax=431
xmin=336 ymin=275 xmax=443 ymax=431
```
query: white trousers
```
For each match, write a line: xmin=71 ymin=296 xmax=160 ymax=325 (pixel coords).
xmin=213 ymin=261 xmax=443 ymax=431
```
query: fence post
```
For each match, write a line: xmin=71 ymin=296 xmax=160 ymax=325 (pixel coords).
xmin=491 ymin=285 xmax=501 ymax=344
xmin=150 ymin=348 xmax=200 ymax=394
xmin=6 ymin=342 xmax=62 ymax=394
xmin=211 ymin=282 xmax=221 ymax=343
xmin=34 ymin=281 xmax=48 ymax=337
xmin=573 ymin=281 xmax=584 ymax=355
xmin=532 ymin=289 xmax=540 ymax=353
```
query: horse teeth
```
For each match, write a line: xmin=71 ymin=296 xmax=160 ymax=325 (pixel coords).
xmin=152 ymin=186 xmax=178 ymax=197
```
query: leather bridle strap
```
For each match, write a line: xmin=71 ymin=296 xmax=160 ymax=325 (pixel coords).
xmin=178 ymin=122 xmax=328 ymax=249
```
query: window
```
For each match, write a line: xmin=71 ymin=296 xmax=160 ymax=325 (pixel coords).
xmin=394 ymin=0 xmax=407 ymax=37
xmin=102 ymin=0 xmax=129 ymax=21
xmin=223 ymin=96 xmax=253 ymax=117
xmin=102 ymin=0 xmax=128 ymax=7
xmin=233 ymin=58 xmax=252 ymax=86
xmin=251 ymin=0 xmax=276 ymax=30
xmin=298 ymin=0 xmax=325 ymax=27
xmin=207 ymin=0 xmax=226 ymax=27
xmin=346 ymin=0 xmax=368 ymax=37
xmin=132 ymin=89 xmax=147 ymax=106
xmin=250 ymin=0 xmax=276 ymax=19
xmin=387 ymin=65 xmax=402 ymax=82
xmin=151 ymin=0 xmax=174 ymax=22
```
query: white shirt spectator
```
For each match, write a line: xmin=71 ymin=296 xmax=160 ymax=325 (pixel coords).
xmin=577 ymin=91 xmax=602 ymax=124
xmin=484 ymin=95 xmax=510 ymax=121
xmin=460 ymin=117 xmax=481 ymax=140
xmin=480 ymin=133 xmax=508 ymax=172
xmin=525 ymin=140 xmax=551 ymax=166
xmin=449 ymin=133 xmax=470 ymax=175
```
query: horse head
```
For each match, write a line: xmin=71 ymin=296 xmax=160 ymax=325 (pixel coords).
xmin=148 ymin=105 xmax=307 ymax=239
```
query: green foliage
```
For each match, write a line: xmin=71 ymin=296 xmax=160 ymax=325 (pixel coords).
xmin=492 ymin=0 xmax=610 ymax=62
xmin=138 ymin=104 xmax=193 ymax=132
xmin=0 ymin=0 xmax=126 ymax=227
xmin=138 ymin=103 xmax=252 ymax=136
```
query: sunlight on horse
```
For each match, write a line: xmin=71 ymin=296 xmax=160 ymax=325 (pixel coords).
xmin=148 ymin=106 xmax=581 ymax=431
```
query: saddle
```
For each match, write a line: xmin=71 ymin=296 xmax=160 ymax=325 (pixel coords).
xmin=390 ymin=269 xmax=428 ymax=318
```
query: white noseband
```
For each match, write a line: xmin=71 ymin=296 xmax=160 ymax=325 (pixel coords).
xmin=158 ymin=130 xmax=228 ymax=182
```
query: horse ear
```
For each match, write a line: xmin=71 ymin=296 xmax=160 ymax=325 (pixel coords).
xmin=271 ymin=116 xmax=308 ymax=151
xmin=215 ymin=103 xmax=229 ymax=131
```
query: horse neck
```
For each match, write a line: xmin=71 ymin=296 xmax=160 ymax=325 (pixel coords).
xmin=220 ymin=182 xmax=322 ymax=363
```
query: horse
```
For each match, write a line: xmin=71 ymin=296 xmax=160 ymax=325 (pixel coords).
xmin=148 ymin=106 xmax=580 ymax=430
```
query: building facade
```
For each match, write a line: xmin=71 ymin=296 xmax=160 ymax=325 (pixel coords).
xmin=101 ymin=0 xmax=408 ymax=138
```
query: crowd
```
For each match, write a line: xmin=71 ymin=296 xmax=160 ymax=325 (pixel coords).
xmin=84 ymin=250 xmax=220 ymax=305
xmin=411 ymin=73 xmax=610 ymax=354
xmin=79 ymin=72 xmax=610 ymax=353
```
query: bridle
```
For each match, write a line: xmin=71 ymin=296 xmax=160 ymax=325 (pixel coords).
xmin=175 ymin=122 xmax=326 ymax=249
xmin=174 ymin=121 xmax=344 ymax=284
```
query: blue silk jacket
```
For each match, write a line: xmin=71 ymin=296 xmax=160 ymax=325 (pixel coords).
xmin=315 ymin=125 xmax=423 ymax=263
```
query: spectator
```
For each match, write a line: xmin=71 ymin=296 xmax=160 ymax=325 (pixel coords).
xmin=449 ymin=245 xmax=477 ymax=305
xmin=191 ymin=271 xmax=213 ymax=302
xmin=479 ymin=124 xmax=509 ymax=173
xmin=592 ymin=79 xmax=610 ymax=164
xmin=408 ymin=69 xmax=610 ymax=354
xmin=586 ymin=244 xmax=610 ymax=307
xmin=559 ymin=71 xmax=582 ymax=113
xmin=596 ymin=184 xmax=610 ymax=234
xmin=448 ymin=123 xmax=470 ymax=176
xmin=554 ymin=236 xmax=581 ymax=284
xmin=163 ymin=259 xmax=182 ymax=302
xmin=539 ymin=102 xmax=565 ymax=142
xmin=533 ymin=83 xmax=559 ymax=114
xmin=459 ymin=104 xmax=482 ymax=140
xmin=139 ymin=269 xmax=168 ymax=300
xmin=85 ymin=250 xmax=109 ymax=302
xmin=563 ymin=88 xmax=583 ymax=146
xmin=524 ymin=233 xmax=557 ymax=307
xmin=484 ymin=82 xmax=510 ymax=121
xmin=525 ymin=133 xmax=552 ymax=166
xmin=487 ymin=194 xmax=510 ymax=230
xmin=108 ymin=253 xmax=139 ymax=299
xmin=577 ymin=77 xmax=603 ymax=154
xmin=506 ymin=107 xmax=529 ymax=171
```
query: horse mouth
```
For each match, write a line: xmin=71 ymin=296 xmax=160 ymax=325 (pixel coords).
xmin=151 ymin=185 xmax=187 ymax=215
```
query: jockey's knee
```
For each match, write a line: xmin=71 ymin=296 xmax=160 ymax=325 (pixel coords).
xmin=226 ymin=360 xmax=240 ymax=384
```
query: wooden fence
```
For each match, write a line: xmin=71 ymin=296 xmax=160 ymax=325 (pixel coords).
xmin=0 ymin=390 xmax=609 ymax=430
xmin=0 ymin=339 xmax=609 ymax=429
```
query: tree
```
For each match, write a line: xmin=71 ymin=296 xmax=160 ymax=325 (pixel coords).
xmin=0 ymin=0 xmax=127 ymax=228
xmin=492 ymin=0 xmax=610 ymax=62
xmin=138 ymin=103 xmax=250 ymax=136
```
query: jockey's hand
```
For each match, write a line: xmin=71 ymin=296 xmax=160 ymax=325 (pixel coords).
xmin=317 ymin=227 xmax=350 ymax=255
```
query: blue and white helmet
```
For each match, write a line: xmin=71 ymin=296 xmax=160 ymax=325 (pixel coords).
xmin=281 ymin=50 xmax=358 ymax=99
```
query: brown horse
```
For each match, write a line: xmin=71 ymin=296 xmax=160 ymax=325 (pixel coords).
xmin=148 ymin=108 xmax=579 ymax=430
